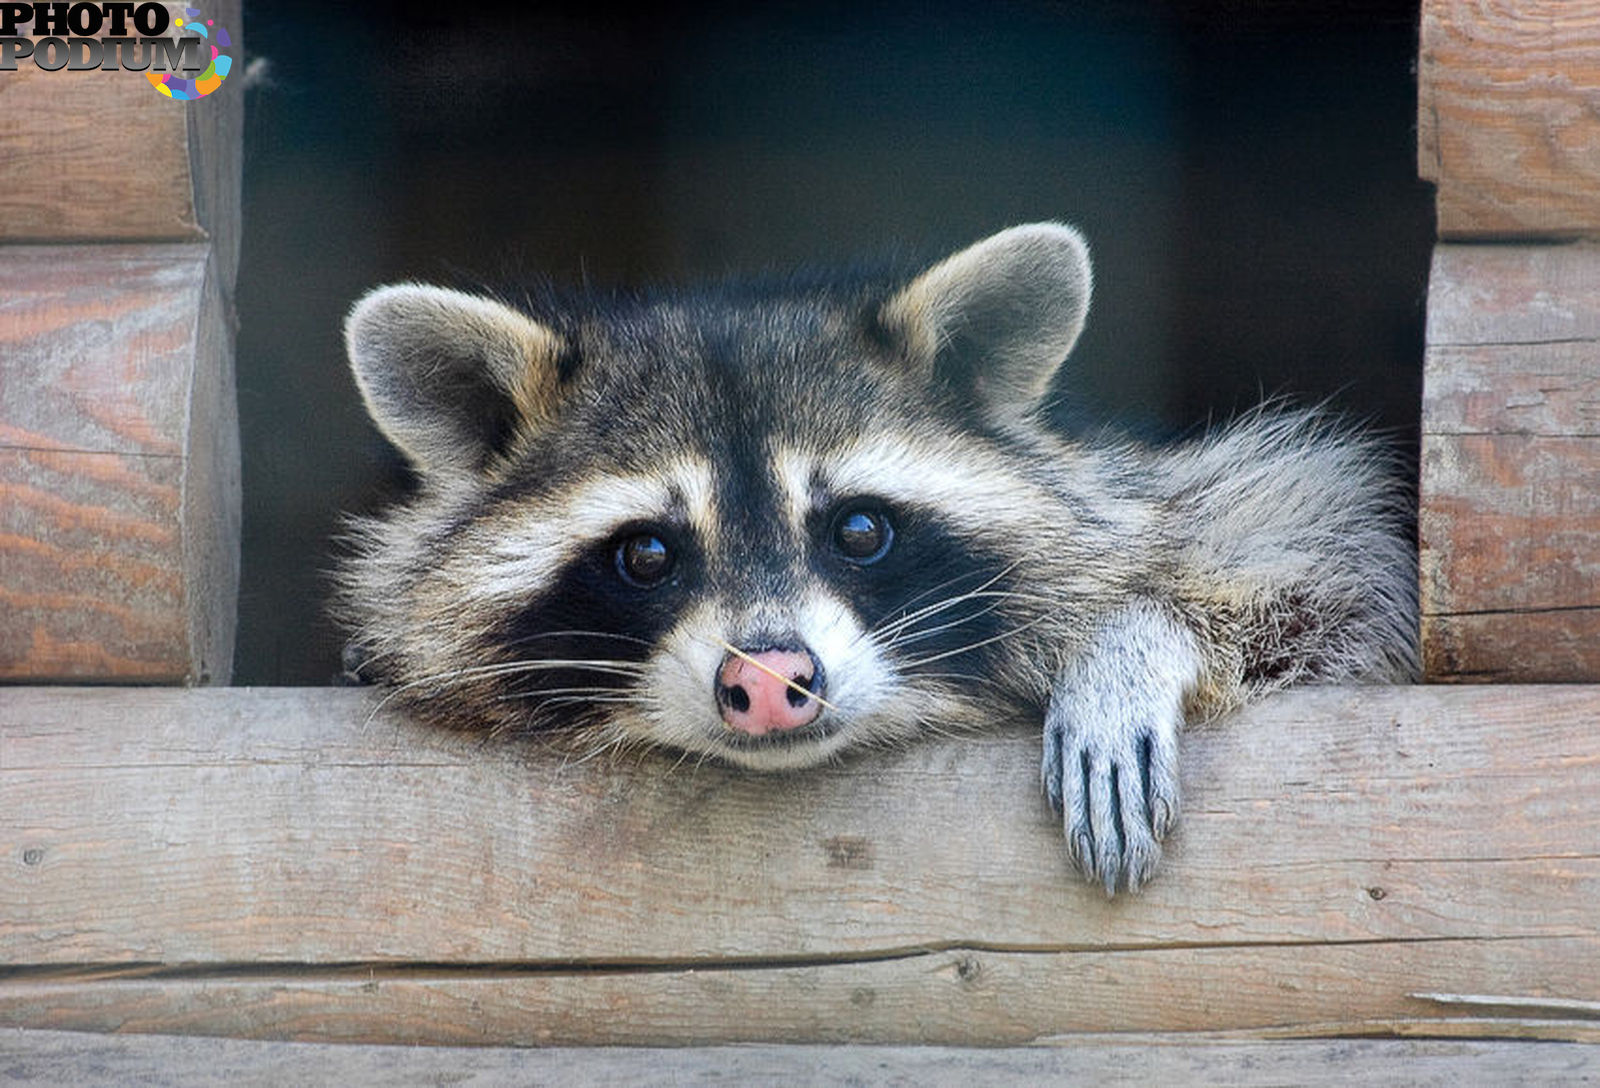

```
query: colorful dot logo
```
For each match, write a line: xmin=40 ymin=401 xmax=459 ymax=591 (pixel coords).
xmin=147 ymin=8 xmax=232 ymax=100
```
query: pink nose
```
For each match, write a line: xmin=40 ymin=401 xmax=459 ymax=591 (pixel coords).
xmin=715 ymin=647 xmax=825 ymax=736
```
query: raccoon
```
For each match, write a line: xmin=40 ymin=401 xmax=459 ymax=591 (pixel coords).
xmin=337 ymin=223 xmax=1419 ymax=894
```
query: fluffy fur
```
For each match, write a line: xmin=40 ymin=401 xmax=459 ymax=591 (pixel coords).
xmin=336 ymin=223 xmax=1419 ymax=893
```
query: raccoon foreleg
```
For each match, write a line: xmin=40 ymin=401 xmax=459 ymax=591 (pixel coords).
xmin=1041 ymin=603 xmax=1200 ymax=894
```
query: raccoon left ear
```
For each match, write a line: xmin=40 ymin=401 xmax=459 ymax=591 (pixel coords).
xmin=879 ymin=223 xmax=1092 ymax=422
xmin=344 ymin=284 xmax=565 ymax=478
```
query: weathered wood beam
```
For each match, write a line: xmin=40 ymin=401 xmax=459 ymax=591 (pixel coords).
xmin=0 ymin=1 xmax=242 ymax=282
xmin=3 ymin=685 xmax=1596 ymax=1045
xmin=1421 ymin=244 xmax=1600 ymax=681
xmin=0 ymin=245 xmax=238 ymax=683
xmin=3 ymin=1031 xmax=1597 ymax=1084
xmin=1420 ymin=1 xmax=1600 ymax=240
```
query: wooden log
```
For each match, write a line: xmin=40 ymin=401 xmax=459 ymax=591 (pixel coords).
xmin=0 ymin=245 xmax=238 ymax=683
xmin=0 ymin=1 xmax=242 ymax=282
xmin=3 ymin=685 xmax=1598 ymax=1045
xmin=5 ymin=943 xmax=1600 ymax=1047
xmin=1421 ymin=244 xmax=1600 ymax=682
xmin=3 ymin=1031 xmax=1597 ymax=1085
xmin=1419 ymin=1 xmax=1600 ymax=239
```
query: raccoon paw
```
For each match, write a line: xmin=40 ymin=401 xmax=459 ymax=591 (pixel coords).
xmin=337 ymin=639 xmax=379 ymax=686
xmin=1041 ymin=700 xmax=1180 ymax=895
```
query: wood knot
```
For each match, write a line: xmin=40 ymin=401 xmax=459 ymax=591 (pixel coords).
xmin=822 ymin=835 xmax=874 ymax=870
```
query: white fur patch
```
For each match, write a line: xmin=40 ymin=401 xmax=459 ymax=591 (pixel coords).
xmin=643 ymin=598 xmax=730 ymax=753
xmin=462 ymin=458 xmax=717 ymax=602
xmin=773 ymin=446 xmax=815 ymax=532
xmin=795 ymin=588 xmax=887 ymax=721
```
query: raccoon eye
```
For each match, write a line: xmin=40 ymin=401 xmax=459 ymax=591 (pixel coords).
xmin=615 ymin=532 xmax=673 ymax=586
xmin=832 ymin=505 xmax=894 ymax=564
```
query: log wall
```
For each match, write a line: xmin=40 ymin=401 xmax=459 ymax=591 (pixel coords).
xmin=1420 ymin=1 xmax=1600 ymax=240
xmin=1418 ymin=0 xmax=1600 ymax=681
xmin=0 ymin=1 xmax=242 ymax=683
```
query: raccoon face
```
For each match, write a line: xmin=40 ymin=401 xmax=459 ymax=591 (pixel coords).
xmin=340 ymin=224 xmax=1095 ymax=770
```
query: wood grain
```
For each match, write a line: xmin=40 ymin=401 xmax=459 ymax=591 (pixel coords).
xmin=1420 ymin=434 xmax=1600 ymax=611
xmin=0 ymin=245 xmax=238 ymax=683
xmin=1423 ymin=609 xmax=1600 ymax=684
xmin=1424 ymin=344 xmax=1600 ymax=437
xmin=4 ymin=942 xmax=1600 ymax=1046
xmin=1425 ymin=242 xmax=1600 ymax=347
xmin=1421 ymin=245 xmax=1600 ymax=681
xmin=4 ymin=1031 xmax=1597 ymax=1085
xmin=1420 ymin=1 xmax=1600 ymax=239
xmin=3 ymin=685 xmax=1597 ymax=1045
xmin=0 ymin=1 xmax=242 ymax=279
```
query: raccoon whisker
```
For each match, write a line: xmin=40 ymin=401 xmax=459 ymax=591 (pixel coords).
xmin=489 ymin=655 xmax=651 ymax=674
xmin=362 ymin=679 xmax=434 ymax=728
xmin=866 ymin=573 xmax=1020 ymax=641
xmin=872 ymin=560 xmax=1026 ymax=630
xmin=360 ymin=658 xmax=649 ymax=726
xmin=490 ymin=658 xmax=650 ymax=677
xmin=419 ymin=659 xmax=643 ymax=684
xmin=670 ymin=744 xmax=721 ymax=778
xmin=870 ymin=594 xmax=991 ymax=642
xmin=869 ymin=589 xmax=1058 ymax=663
xmin=496 ymin=687 xmax=651 ymax=705
xmin=912 ymin=718 xmax=964 ymax=742
xmin=394 ymin=657 xmax=651 ymax=693
xmin=522 ymin=696 xmax=655 ymax=716
xmin=930 ymin=582 xmax=1070 ymax=614
xmin=867 ymin=581 xmax=1059 ymax=645
xmin=498 ymin=628 xmax=658 ymax=651
xmin=877 ymin=593 xmax=1020 ymax=649
xmin=561 ymin=730 xmax=635 ymax=770
xmin=903 ymin=670 xmax=994 ymax=686
xmin=893 ymin=584 xmax=1069 ymax=626
xmin=897 ymin=613 xmax=1053 ymax=671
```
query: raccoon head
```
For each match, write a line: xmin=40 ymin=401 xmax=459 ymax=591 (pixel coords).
xmin=341 ymin=223 xmax=1098 ymax=770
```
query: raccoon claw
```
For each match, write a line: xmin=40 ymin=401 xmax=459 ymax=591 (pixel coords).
xmin=1042 ymin=710 xmax=1180 ymax=895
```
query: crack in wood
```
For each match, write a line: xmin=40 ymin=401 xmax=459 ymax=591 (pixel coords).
xmin=1427 ymin=605 xmax=1600 ymax=619
xmin=0 ymin=445 xmax=185 ymax=460
xmin=1427 ymin=337 xmax=1600 ymax=349
xmin=1424 ymin=432 xmax=1600 ymax=439
xmin=3 ymin=934 xmax=1590 ymax=986
xmin=1412 ymin=992 xmax=1600 ymax=1020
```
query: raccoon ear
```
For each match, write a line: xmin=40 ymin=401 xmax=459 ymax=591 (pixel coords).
xmin=879 ymin=223 xmax=1092 ymax=422
xmin=344 ymin=284 xmax=565 ymax=477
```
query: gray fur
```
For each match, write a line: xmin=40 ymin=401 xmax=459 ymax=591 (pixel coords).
xmin=881 ymin=223 xmax=1093 ymax=423
xmin=345 ymin=284 xmax=564 ymax=479
xmin=337 ymin=223 xmax=1419 ymax=894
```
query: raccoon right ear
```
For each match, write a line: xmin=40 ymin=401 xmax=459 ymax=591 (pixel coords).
xmin=344 ymin=284 xmax=565 ymax=478
xmin=879 ymin=223 xmax=1092 ymax=423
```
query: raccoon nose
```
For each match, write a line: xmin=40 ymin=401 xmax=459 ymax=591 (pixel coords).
xmin=715 ymin=646 xmax=826 ymax=736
